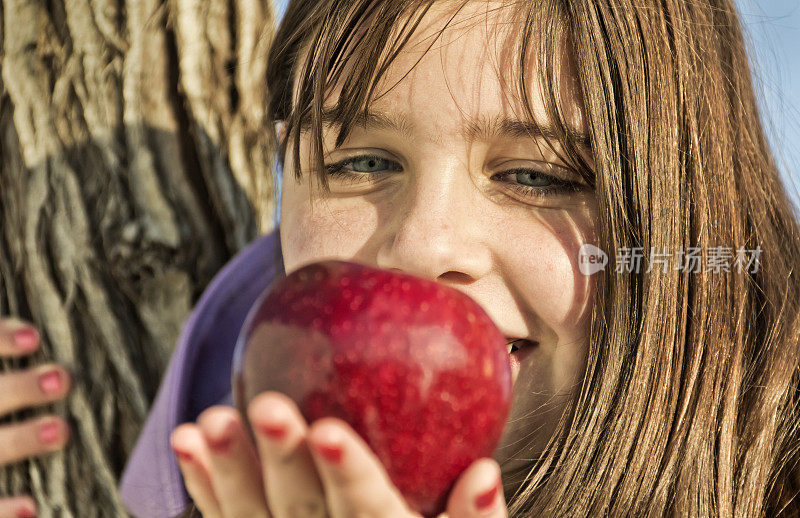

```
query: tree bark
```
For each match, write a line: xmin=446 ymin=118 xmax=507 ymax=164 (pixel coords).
xmin=0 ymin=0 xmax=276 ymax=515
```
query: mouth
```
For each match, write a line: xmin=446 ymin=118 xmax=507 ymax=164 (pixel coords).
xmin=505 ymin=337 xmax=538 ymax=384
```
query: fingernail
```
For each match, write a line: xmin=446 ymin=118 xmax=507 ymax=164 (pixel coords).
xmin=315 ymin=443 xmax=343 ymax=465
xmin=172 ymin=446 xmax=194 ymax=463
xmin=208 ymin=416 xmax=244 ymax=454
xmin=38 ymin=369 xmax=63 ymax=395
xmin=16 ymin=507 xmax=36 ymax=518
xmin=256 ymin=423 xmax=287 ymax=440
xmin=14 ymin=328 xmax=38 ymax=351
xmin=474 ymin=479 xmax=500 ymax=512
xmin=38 ymin=421 xmax=60 ymax=445
xmin=208 ymin=435 xmax=231 ymax=454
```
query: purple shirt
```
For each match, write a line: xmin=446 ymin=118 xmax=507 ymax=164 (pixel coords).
xmin=120 ymin=230 xmax=284 ymax=517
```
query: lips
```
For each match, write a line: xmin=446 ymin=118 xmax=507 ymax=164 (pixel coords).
xmin=505 ymin=338 xmax=537 ymax=384
xmin=505 ymin=337 xmax=538 ymax=353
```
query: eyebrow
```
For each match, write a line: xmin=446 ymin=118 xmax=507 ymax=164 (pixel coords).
xmin=464 ymin=115 xmax=591 ymax=149
xmin=316 ymin=108 xmax=416 ymax=140
xmin=309 ymin=107 xmax=591 ymax=149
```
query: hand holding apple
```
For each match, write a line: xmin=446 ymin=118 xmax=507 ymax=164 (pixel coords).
xmin=232 ymin=260 xmax=512 ymax=516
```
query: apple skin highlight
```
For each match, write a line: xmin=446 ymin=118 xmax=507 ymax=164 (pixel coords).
xmin=233 ymin=260 xmax=512 ymax=517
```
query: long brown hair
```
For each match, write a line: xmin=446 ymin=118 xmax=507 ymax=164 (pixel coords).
xmin=258 ymin=0 xmax=800 ymax=515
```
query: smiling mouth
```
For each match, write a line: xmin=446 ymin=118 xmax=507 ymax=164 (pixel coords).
xmin=505 ymin=338 xmax=538 ymax=384
xmin=505 ymin=338 xmax=537 ymax=354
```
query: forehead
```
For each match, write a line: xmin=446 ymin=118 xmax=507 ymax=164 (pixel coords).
xmin=293 ymin=0 xmax=587 ymax=140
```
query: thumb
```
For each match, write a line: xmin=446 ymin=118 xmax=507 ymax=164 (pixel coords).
xmin=445 ymin=458 xmax=507 ymax=517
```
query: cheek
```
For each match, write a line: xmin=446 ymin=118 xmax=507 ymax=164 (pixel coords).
xmin=505 ymin=208 xmax=596 ymax=331
xmin=280 ymin=194 xmax=380 ymax=274
xmin=504 ymin=207 xmax=595 ymax=396
xmin=497 ymin=210 xmax=595 ymax=465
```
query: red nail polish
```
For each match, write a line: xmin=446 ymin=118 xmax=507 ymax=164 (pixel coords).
xmin=38 ymin=370 xmax=63 ymax=395
xmin=38 ymin=421 xmax=60 ymax=445
xmin=173 ymin=447 xmax=194 ymax=463
xmin=207 ymin=435 xmax=232 ymax=455
xmin=256 ymin=423 xmax=287 ymax=440
xmin=474 ymin=480 xmax=499 ymax=512
xmin=16 ymin=507 xmax=36 ymax=518
xmin=315 ymin=443 xmax=343 ymax=464
xmin=13 ymin=328 xmax=38 ymax=351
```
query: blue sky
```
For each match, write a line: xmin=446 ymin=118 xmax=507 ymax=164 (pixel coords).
xmin=735 ymin=0 xmax=800 ymax=210
xmin=270 ymin=0 xmax=800 ymax=217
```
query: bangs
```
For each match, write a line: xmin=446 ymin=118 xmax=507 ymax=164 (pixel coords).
xmin=273 ymin=0 xmax=595 ymax=192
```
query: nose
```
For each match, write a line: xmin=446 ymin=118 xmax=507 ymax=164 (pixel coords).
xmin=374 ymin=164 xmax=492 ymax=284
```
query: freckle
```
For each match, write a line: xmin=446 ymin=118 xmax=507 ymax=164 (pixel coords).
xmin=420 ymin=302 xmax=429 ymax=312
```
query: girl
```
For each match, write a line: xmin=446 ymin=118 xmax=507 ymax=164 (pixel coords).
xmin=121 ymin=0 xmax=800 ymax=516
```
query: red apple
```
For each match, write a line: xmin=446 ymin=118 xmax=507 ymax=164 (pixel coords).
xmin=232 ymin=260 xmax=512 ymax=517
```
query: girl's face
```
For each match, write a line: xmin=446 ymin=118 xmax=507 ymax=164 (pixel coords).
xmin=280 ymin=2 xmax=597 ymax=477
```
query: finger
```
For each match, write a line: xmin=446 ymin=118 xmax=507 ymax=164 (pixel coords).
xmin=197 ymin=406 xmax=270 ymax=518
xmin=307 ymin=417 xmax=416 ymax=518
xmin=0 ymin=365 xmax=71 ymax=417
xmin=171 ymin=423 xmax=223 ymax=518
xmin=247 ymin=392 xmax=326 ymax=518
xmin=0 ymin=319 xmax=39 ymax=357
xmin=0 ymin=417 xmax=69 ymax=467
xmin=0 ymin=495 xmax=37 ymax=518
xmin=444 ymin=458 xmax=506 ymax=517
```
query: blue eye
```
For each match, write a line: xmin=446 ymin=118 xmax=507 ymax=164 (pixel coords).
xmin=350 ymin=156 xmax=395 ymax=172
xmin=513 ymin=171 xmax=555 ymax=187
xmin=325 ymin=154 xmax=402 ymax=177
xmin=496 ymin=169 xmax=584 ymax=200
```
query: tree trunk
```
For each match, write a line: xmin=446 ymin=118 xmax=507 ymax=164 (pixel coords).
xmin=0 ymin=0 xmax=277 ymax=515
